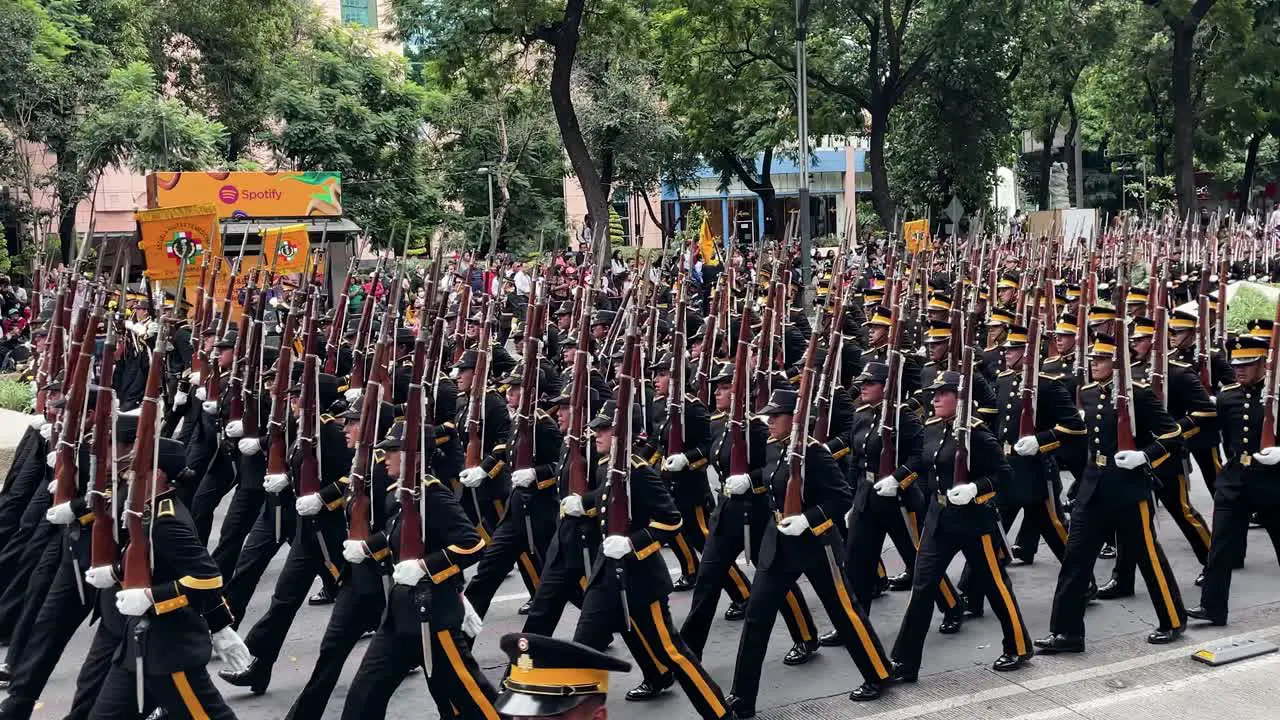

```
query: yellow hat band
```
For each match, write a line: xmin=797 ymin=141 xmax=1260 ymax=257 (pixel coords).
xmin=507 ymin=666 xmax=610 ymax=695
xmin=1169 ymin=318 xmax=1196 ymax=330
xmin=1092 ymin=343 xmax=1116 ymax=355
xmin=1232 ymin=347 xmax=1267 ymax=361
xmin=1006 ymin=333 xmax=1029 ymax=344
xmin=1248 ymin=328 xmax=1272 ymax=339
xmin=998 ymin=280 xmax=1019 ymax=289
xmin=926 ymin=328 xmax=951 ymax=339
xmin=1066 ymin=290 xmax=1081 ymax=300
xmin=928 ymin=300 xmax=951 ymax=311
xmin=1088 ymin=313 xmax=1116 ymax=323
xmin=1056 ymin=323 xmax=1078 ymax=334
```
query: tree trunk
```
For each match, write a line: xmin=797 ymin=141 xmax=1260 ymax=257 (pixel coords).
xmin=722 ymin=148 xmax=777 ymax=239
xmin=868 ymin=106 xmax=895 ymax=231
xmin=545 ymin=0 xmax=609 ymax=279
xmin=493 ymin=107 xmax=512 ymax=249
xmin=1170 ymin=25 xmax=1198 ymax=215
xmin=1063 ymin=98 xmax=1080 ymax=207
xmin=1237 ymin=132 xmax=1263 ymax=214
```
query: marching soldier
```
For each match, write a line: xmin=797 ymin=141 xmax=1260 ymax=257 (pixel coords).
xmin=726 ymin=388 xmax=892 ymax=717
xmin=1168 ymin=308 xmax=1233 ymax=495
xmin=1036 ymin=333 xmax=1187 ymax=653
xmin=890 ymin=371 xmax=1034 ymax=679
xmin=1188 ymin=335 xmax=1280 ymax=625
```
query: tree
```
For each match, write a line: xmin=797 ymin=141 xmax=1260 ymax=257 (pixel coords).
xmin=260 ymin=20 xmax=441 ymax=246
xmin=390 ymin=0 xmax=645 ymax=274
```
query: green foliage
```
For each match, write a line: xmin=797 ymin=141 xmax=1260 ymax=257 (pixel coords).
xmin=673 ymin=204 xmax=706 ymax=249
xmin=1226 ymin=284 xmax=1277 ymax=334
xmin=0 ymin=379 xmax=34 ymax=413
xmin=608 ymin=208 xmax=625 ymax=248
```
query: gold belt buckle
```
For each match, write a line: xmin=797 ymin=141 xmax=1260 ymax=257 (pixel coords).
xmin=1003 ymin=442 xmax=1012 ymax=455
xmin=866 ymin=471 xmax=876 ymax=484
xmin=1095 ymin=452 xmax=1107 ymax=467
xmin=1242 ymin=453 xmax=1252 ymax=467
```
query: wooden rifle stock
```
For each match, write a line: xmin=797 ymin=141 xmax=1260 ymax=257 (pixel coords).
xmin=784 ymin=331 xmax=820 ymax=516
xmin=1018 ymin=316 xmax=1041 ymax=438
xmin=1261 ymin=299 xmax=1280 ymax=448
xmin=122 ymin=313 xmax=169 ymax=591
xmin=53 ymin=290 xmax=100 ymax=505
xmin=89 ymin=310 xmax=122 ymax=569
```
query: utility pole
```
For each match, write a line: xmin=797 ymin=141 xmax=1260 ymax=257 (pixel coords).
xmin=478 ymin=166 xmax=497 ymax=257
xmin=1073 ymin=122 xmax=1085 ymax=208
xmin=796 ymin=0 xmax=813 ymax=304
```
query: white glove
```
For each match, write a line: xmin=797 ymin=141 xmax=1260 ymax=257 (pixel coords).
xmin=46 ymin=450 xmax=57 ymax=468
xmin=392 ymin=559 xmax=427 ymax=586
xmin=195 ymin=386 xmax=207 ymax=402
xmin=211 ymin=627 xmax=253 ymax=673
xmin=724 ymin=473 xmax=751 ymax=496
xmin=1014 ymin=436 xmax=1040 ymax=457
xmin=511 ymin=468 xmax=536 ymax=488
xmin=947 ymin=483 xmax=978 ymax=505
xmin=459 ymin=466 xmax=487 ymax=488
xmin=602 ymin=535 xmax=633 ymax=559
xmin=663 ymin=453 xmax=689 ymax=472
xmin=202 ymin=400 xmax=219 ymax=415
xmin=47 ymin=478 xmax=57 ymax=495
xmin=40 ymin=422 xmax=52 ymax=441
xmin=777 ymin=514 xmax=811 ymax=536
xmin=189 ymin=371 xmax=202 ymax=386
xmin=461 ymin=595 xmax=483 ymax=638
xmin=173 ymin=390 xmax=189 ymax=407
xmin=46 ymin=502 xmax=75 ymax=525
xmin=874 ymin=476 xmax=899 ymax=497
xmin=1114 ymin=450 xmax=1147 ymax=470
xmin=560 ymin=494 xmax=585 ymax=517
xmin=29 ymin=415 xmax=45 ymax=430
xmin=342 ymin=539 xmax=367 ymax=564
xmin=84 ymin=565 xmax=118 ymax=589
xmin=263 ymin=473 xmax=289 ymax=493
xmin=296 ymin=494 xmax=324 ymax=516
xmin=225 ymin=420 xmax=244 ymax=438
xmin=1253 ymin=447 xmax=1280 ymax=466
xmin=238 ymin=438 xmax=262 ymax=456
xmin=115 ymin=588 xmax=153 ymax=616
xmin=344 ymin=388 xmax=363 ymax=404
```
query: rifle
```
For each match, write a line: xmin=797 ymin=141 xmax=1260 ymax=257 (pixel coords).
xmin=264 ymin=289 xmax=304 ymax=542
xmin=728 ymin=300 xmax=754 ymax=565
xmin=121 ymin=306 xmax=169 ymax=713
xmin=513 ymin=276 xmax=547 ymax=559
xmin=605 ymin=311 xmax=639 ymax=622
xmin=566 ymin=284 xmax=594 ymax=570
xmin=667 ymin=281 xmax=688 ymax=458
xmin=953 ymin=342 xmax=976 ymax=489
xmin=812 ymin=264 xmax=845 ymax=443
xmin=463 ymin=294 xmax=496 ymax=521
xmin=323 ymin=257 xmax=359 ymax=375
xmin=347 ymin=268 xmax=396 ymax=548
xmin=53 ymin=285 xmax=101 ymax=507
xmin=294 ymin=290 xmax=339 ymax=584
xmin=1260 ymin=298 xmax=1280 ymax=448
xmin=89 ymin=294 xmax=123 ymax=569
xmin=1115 ymin=234 xmax=1137 ymax=454
xmin=1018 ymin=314 xmax=1042 ymax=438
xmin=784 ymin=330 xmax=820 ymax=517
xmin=348 ymin=254 xmax=386 ymax=391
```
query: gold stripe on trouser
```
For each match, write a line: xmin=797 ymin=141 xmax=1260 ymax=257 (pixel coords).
xmin=876 ymin=560 xmax=887 ymax=579
xmin=649 ymin=601 xmax=727 ymax=718
xmin=1212 ymin=447 xmax=1221 ymax=472
xmin=937 ymin=576 xmax=957 ymax=609
xmin=493 ymin=499 xmax=505 ymax=518
xmin=629 ymin=619 xmax=670 ymax=674
xmin=438 ymin=630 xmax=500 ymax=720
xmin=476 ymin=523 xmax=493 ymax=545
xmin=695 ymin=507 xmax=710 ymax=537
xmin=1138 ymin=501 xmax=1181 ymax=630
xmin=1177 ymin=475 xmax=1212 ymax=549
xmin=1045 ymin=497 xmax=1069 ymax=545
xmin=727 ymin=565 xmax=751 ymax=600
xmin=517 ymin=552 xmax=541 ymax=589
xmin=674 ymin=534 xmax=697 ymax=576
xmin=170 ymin=672 xmax=208 ymax=720
xmin=831 ymin=573 xmax=889 ymax=680
xmin=578 ymin=576 xmax=588 ymax=592
xmin=784 ymin=591 xmax=812 ymax=642
xmin=980 ymin=535 xmax=1028 ymax=657
xmin=905 ymin=511 xmax=922 ymax=547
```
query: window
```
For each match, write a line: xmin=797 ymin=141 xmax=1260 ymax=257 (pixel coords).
xmin=341 ymin=0 xmax=377 ymax=28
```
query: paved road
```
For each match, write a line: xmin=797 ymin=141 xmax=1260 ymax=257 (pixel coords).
xmin=11 ymin=466 xmax=1280 ymax=719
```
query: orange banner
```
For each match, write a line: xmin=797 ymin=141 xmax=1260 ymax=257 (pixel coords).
xmin=148 ymin=171 xmax=342 ymax=219
xmin=261 ymin=223 xmax=310 ymax=274
xmin=903 ymin=219 xmax=932 ymax=254
xmin=135 ymin=204 xmax=222 ymax=282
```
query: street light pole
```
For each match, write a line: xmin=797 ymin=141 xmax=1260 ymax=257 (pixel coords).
xmin=796 ymin=0 xmax=813 ymax=305
xmin=478 ymin=166 xmax=497 ymax=257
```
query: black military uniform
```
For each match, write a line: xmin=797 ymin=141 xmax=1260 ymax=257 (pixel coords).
xmin=679 ymin=367 xmax=818 ymax=666
xmin=727 ymin=389 xmax=891 ymax=716
xmin=464 ymin=366 xmax=564 ymax=617
xmin=495 ymin=633 xmax=632 ymax=719
xmin=86 ymin=487 xmax=239 ymax=718
xmin=1170 ymin=308 xmax=1234 ymax=496
xmin=840 ymin=362 xmax=964 ymax=624
xmin=1102 ymin=318 xmax=1215 ymax=597
xmin=454 ymin=349 xmax=515 ymax=541
xmin=990 ymin=325 xmax=1086 ymax=565
xmin=891 ymin=371 xmax=1033 ymax=677
xmin=572 ymin=402 xmax=732 ymax=720
xmin=218 ymin=379 xmax=351 ymax=694
xmin=1037 ymin=334 xmax=1187 ymax=652
xmin=1189 ymin=336 xmax=1280 ymax=624
xmin=339 ymin=421 xmax=498 ymax=720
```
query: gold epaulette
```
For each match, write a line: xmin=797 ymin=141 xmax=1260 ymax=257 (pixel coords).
xmin=926 ymin=416 xmax=945 ymax=425
xmin=157 ymin=498 xmax=176 ymax=517
xmin=855 ymin=403 xmax=872 ymax=412
xmin=1082 ymin=382 xmax=1099 ymax=390
xmin=998 ymin=369 xmax=1016 ymax=377
xmin=1134 ymin=380 xmax=1150 ymax=388
xmin=1039 ymin=372 xmax=1065 ymax=380
xmin=969 ymin=417 xmax=987 ymax=429
xmin=711 ymin=412 xmax=727 ymax=421
xmin=1170 ymin=359 xmax=1190 ymax=368
xmin=629 ymin=454 xmax=650 ymax=469
xmin=597 ymin=456 xmax=609 ymax=466
xmin=320 ymin=413 xmax=335 ymax=424
xmin=1221 ymin=383 xmax=1241 ymax=391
